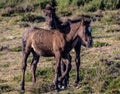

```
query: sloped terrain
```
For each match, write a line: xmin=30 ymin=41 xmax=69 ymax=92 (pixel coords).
xmin=0 ymin=1 xmax=120 ymax=94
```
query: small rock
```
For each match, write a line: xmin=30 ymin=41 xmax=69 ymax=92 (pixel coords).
xmin=7 ymin=36 xmax=16 ymax=40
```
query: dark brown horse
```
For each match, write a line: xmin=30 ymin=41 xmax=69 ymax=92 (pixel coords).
xmin=43 ymin=4 xmax=71 ymax=33
xmin=43 ymin=7 xmax=93 ymax=87
xmin=20 ymin=17 xmax=92 ymax=92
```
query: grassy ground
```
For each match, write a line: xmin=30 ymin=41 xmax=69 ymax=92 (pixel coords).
xmin=0 ymin=9 xmax=120 ymax=94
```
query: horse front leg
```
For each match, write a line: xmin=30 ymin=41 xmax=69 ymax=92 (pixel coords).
xmin=60 ymin=60 xmax=67 ymax=89
xmin=75 ymin=55 xmax=80 ymax=83
xmin=61 ymin=61 xmax=71 ymax=89
xmin=74 ymin=49 xmax=80 ymax=83
xmin=20 ymin=52 xmax=30 ymax=91
xmin=54 ymin=52 xmax=61 ymax=92
xmin=61 ymin=54 xmax=72 ymax=88
xmin=58 ymin=54 xmax=71 ymax=84
xmin=74 ymin=41 xmax=81 ymax=84
xmin=66 ymin=54 xmax=72 ymax=85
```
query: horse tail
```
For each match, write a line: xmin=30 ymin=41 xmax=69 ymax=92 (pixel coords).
xmin=21 ymin=36 xmax=26 ymax=54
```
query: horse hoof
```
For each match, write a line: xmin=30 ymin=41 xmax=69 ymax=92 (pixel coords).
xmin=55 ymin=88 xmax=60 ymax=93
xmin=75 ymin=79 xmax=79 ymax=84
xmin=20 ymin=89 xmax=25 ymax=93
xmin=20 ymin=87 xmax=25 ymax=93
xmin=20 ymin=85 xmax=25 ymax=91
xmin=61 ymin=86 xmax=66 ymax=90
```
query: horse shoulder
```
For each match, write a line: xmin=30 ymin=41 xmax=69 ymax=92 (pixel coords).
xmin=53 ymin=32 xmax=66 ymax=52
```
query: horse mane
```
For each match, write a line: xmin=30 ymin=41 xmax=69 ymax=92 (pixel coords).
xmin=68 ymin=16 xmax=91 ymax=24
xmin=67 ymin=17 xmax=82 ymax=24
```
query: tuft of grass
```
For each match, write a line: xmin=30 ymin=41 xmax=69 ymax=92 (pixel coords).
xmin=0 ymin=79 xmax=7 ymax=83
xmin=106 ymin=28 xmax=120 ymax=33
xmin=18 ymin=22 xmax=30 ymax=28
xmin=101 ymin=76 xmax=120 ymax=94
xmin=0 ymin=37 xmax=12 ymax=42
xmin=59 ymin=10 xmax=72 ymax=16
xmin=45 ymin=57 xmax=53 ymax=62
xmin=36 ymin=67 xmax=54 ymax=81
xmin=0 ymin=63 xmax=9 ymax=68
xmin=21 ymin=13 xmax=45 ymax=22
xmin=25 ymin=72 xmax=32 ymax=82
xmin=0 ymin=84 xmax=12 ymax=93
xmin=13 ymin=75 xmax=21 ymax=82
xmin=86 ymin=68 xmax=96 ymax=77
xmin=32 ymin=81 xmax=55 ymax=93
xmin=93 ymin=62 xmax=100 ymax=67
xmin=79 ymin=85 xmax=95 ymax=94
xmin=1 ymin=10 xmax=14 ymax=17
xmin=80 ymin=0 xmax=101 ymax=12
xmin=10 ymin=46 xmax=21 ymax=52
xmin=107 ymin=62 xmax=120 ymax=76
xmin=93 ymin=41 xmax=110 ymax=47
xmin=13 ymin=72 xmax=32 ymax=82
xmin=101 ymin=15 xmax=113 ymax=24
xmin=70 ymin=68 xmax=85 ymax=82
xmin=109 ymin=78 xmax=120 ymax=91
xmin=114 ymin=35 xmax=120 ymax=41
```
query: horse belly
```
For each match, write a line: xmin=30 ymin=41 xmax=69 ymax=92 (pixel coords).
xmin=32 ymin=42 xmax=54 ymax=57
xmin=40 ymin=50 xmax=54 ymax=57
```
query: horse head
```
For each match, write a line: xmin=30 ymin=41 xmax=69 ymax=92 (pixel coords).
xmin=77 ymin=17 xmax=93 ymax=47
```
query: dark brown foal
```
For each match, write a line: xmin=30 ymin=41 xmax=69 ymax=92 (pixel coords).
xmin=43 ymin=6 xmax=93 ymax=88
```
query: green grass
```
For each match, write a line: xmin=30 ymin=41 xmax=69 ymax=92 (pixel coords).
xmin=114 ymin=35 xmax=120 ymax=41
xmin=93 ymin=41 xmax=110 ymax=47
xmin=36 ymin=67 xmax=54 ymax=81
xmin=0 ymin=1 xmax=120 ymax=93
xmin=0 ymin=79 xmax=7 ymax=83
xmin=0 ymin=84 xmax=12 ymax=93
xmin=10 ymin=46 xmax=22 ymax=52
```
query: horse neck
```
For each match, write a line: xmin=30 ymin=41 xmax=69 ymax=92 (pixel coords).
xmin=66 ymin=22 xmax=81 ymax=41
xmin=52 ymin=14 xmax=62 ymax=29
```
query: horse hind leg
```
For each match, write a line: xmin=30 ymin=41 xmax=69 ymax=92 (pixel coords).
xmin=20 ymin=50 xmax=30 ymax=91
xmin=20 ymin=39 xmax=32 ymax=91
xmin=30 ymin=50 xmax=40 ymax=84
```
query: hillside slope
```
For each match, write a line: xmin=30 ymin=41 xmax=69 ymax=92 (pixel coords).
xmin=0 ymin=0 xmax=120 ymax=94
